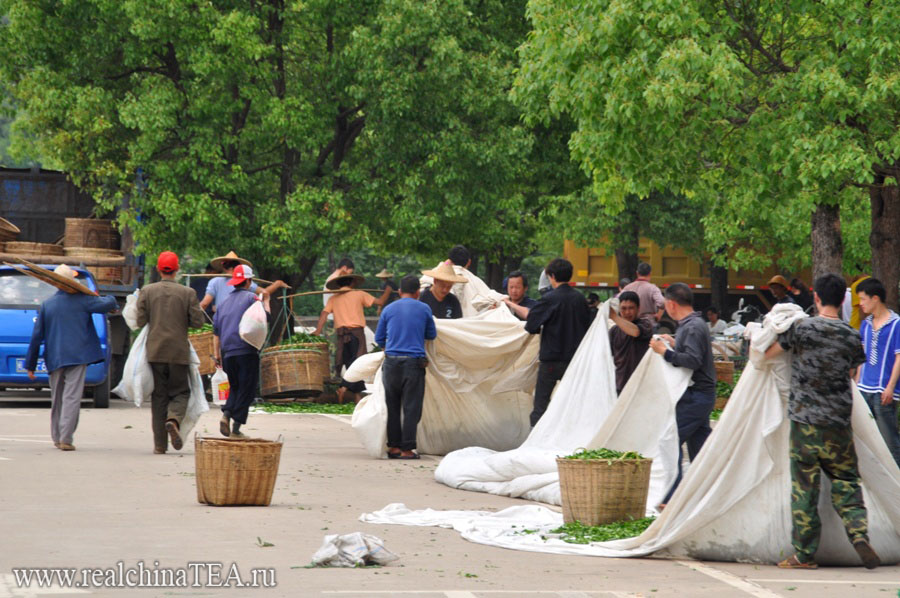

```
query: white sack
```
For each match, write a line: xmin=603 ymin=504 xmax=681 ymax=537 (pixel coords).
xmin=112 ymin=326 xmax=207 ymax=440
xmin=352 ymin=307 xmax=538 ymax=457
xmin=344 ymin=352 xmax=385 ymax=384
xmin=311 ymin=532 xmax=399 ymax=567
xmin=122 ymin=289 xmax=140 ymax=331
xmin=239 ymin=300 xmax=268 ymax=350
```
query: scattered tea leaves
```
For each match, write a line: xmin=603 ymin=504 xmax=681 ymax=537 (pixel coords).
xmin=256 ymin=537 xmax=274 ymax=548
xmin=256 ymin=402 xmax=356 ymax=415
xmin=562 ymin=448 xmax=645 ymax=460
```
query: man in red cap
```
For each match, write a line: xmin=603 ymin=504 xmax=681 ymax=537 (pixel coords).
xmin=214 ymin=264 xmax=263 ymax=437
xmin=137 ymin=251 xmax=206 ymax=453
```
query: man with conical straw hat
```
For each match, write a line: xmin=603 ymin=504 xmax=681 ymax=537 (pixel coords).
xmin=419 ymin=262 xmax=467 ymax=319
xmin=25 ymin=264 xmax=117 ymax=451
xmin=199 ymin=250 xmax=288 ymax=312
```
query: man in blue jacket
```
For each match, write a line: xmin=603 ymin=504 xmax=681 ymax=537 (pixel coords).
xmin=26 ymin=265 xmax=117 ymax=451
xmin=375 ymin=274 xmax=437 ymax=459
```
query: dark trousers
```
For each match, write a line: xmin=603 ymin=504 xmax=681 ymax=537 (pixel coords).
xmin=531 ymin=360 xmax=569 ymax=427
xmin=861 ymin=391 xmax=900 ymax=467
xmin=383 ymin=356 xmax=427 ymax=451
xmin=662 ymin=387 xmax=716 ymax=503
xmin=340 ymin=333 xmax=366 ymax=394
xmin=149 ymin=363 xmax=190 ymax=450
xmin=222 ymin=353 xmax=259 ymax=425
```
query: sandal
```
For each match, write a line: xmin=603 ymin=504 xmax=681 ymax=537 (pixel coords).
xmin=387 ymin=451 xmax=402 ymax=459
xmin=398 ymin=452 xmax=420 ymax=460
xmin=777 ymin=555 xmax=817 ymax=569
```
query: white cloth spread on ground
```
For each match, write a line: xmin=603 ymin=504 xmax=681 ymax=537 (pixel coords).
xmin=435 ymin=301 xmax=691 ymax=507
xmin=420 ymin=264 xmax=507 ymax=316
xmin=362 ymin=304 xmax=900 ymax=565
xmin=350 ymin=306 xmax=538 ymax=456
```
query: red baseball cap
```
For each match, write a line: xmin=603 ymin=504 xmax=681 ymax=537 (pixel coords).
xmin=227 ymin=264 xmax=254 ymax=286
xmin=157 ymin=251 xmax=179 ymax=273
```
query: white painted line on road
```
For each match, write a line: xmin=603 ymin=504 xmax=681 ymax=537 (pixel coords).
xmin=443 ymin=592 xmax=478 ymax=598
xmin=323 ymin=592 xmax=631 ymax=595
xmin=675 ymin=560 xmax=783 ymax=598
xmin=0 ymin=437 xmax=53 ymax=444
xmin=751 ymin=578 xmax=900 ymax=585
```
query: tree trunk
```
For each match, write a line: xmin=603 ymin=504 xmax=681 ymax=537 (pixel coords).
xmin=810 ymin=202 xmax=843 ymax=281
xmin=870 ymin=181 xmax=900 ymax=310
xmin=614 ymin=218 xmax=640 ymax=282
xmin=262 ymin=255 xmax=318 ymax=343
xmin=484 ymin=261 xmax=504 ymax=291
xmin=710 ymin=261 xmax=728 ymax=313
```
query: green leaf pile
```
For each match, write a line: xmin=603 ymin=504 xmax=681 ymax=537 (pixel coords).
xmin=549 ymin=518 xmax=655 ymax=545
xmin=188 ymin=323 xmax=214 ymax=336
xmin=256 ymin=402 xmax=355 ymax=415
xmin=562 ymin=448 xmax=645 ymax=460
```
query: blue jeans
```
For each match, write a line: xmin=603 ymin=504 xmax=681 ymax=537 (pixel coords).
xmin=662 ymin=387 xmax=716 ymax=504
xmin=861 ymin=391 xmax=900 ymax=468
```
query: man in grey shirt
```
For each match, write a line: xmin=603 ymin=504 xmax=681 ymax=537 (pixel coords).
xmin=650 ymin=282 xmax=716 ymax=507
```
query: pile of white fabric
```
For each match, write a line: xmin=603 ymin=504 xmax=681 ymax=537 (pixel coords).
xmin=362 ymin=303 xmax=900 ymax=565
xmin=349 ymin=306 xmax=538 ymax=457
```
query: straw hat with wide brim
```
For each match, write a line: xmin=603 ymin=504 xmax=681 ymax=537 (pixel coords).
xmin=375 ymin=268 xmax=393 ymax=279
xmin=4 ymin=258 xmax=98 ymax=296
xmin=325 ymin=273 xmax=366 ymax=291
xmin=422 ymin=262 xmax=468 ymax=284
xmin=768 ymin=274 xmax=790 ymax=289
xmin=210 ymin=250 xmax=253 ymax=272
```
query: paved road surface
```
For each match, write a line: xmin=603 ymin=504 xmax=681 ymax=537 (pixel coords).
xmin=1 ymin=394 xmax=897 ymax=597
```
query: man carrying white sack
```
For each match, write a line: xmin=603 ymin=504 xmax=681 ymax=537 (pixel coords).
xmin=137 ymin=251 xmax=205 ymax=454
xmin=374 ymin=274 xmax=437 ymax=460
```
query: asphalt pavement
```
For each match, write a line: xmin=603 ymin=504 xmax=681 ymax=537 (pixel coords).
xmin=1 ymin=393 xmax=897 ymax=598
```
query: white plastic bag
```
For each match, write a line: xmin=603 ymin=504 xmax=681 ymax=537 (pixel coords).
xmin=211 ymin=367 xmax=230 ymax=405
xmin=122 ymin=289 xmax=140 ymax=331
xmin=112 ymin=326 xmax=154 ymax=406
xmin=239 ymin=300 xmax=268 ymax=350
xmin=310 ymin=532 xmax=398 ymax=567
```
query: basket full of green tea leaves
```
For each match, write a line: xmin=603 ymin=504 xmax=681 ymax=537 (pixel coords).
xmin=556 ymin=448 xmax=652 ymax=526
xmin=188 ymin=323 xmax=216 ymax=375
xmin=259 ymin=335 xmax=330 ymax=398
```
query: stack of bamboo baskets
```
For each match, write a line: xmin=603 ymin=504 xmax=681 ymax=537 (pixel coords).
xmin=63 ymin=218 xmax=123 ymax=285
xmin=0 ymin=216 xmax=20 ymax=252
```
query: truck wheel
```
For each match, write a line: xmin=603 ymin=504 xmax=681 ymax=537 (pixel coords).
xmin=92 ymin=377 xmax=110 ymax=409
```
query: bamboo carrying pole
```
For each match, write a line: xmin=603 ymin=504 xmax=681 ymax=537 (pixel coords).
xmin=281 ymin=288 xmax=384 ymax=300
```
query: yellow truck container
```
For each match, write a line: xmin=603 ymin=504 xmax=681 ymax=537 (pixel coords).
xmin=564 ymin=239 xmax=811 ymax=311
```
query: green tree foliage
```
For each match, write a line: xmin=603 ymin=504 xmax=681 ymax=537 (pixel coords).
xmin=0 ymin=0 xmax=570 ymax=285
xmin=513 ymin=0 xmax=899 ymax=302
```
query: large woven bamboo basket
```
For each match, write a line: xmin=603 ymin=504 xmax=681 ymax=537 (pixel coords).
xmin=63 ymin=248 xmax=125 ymax=285
xmin=64 ymin=218 xmax=120 ymax=250
xmin=4 ymin=241 xmax=64 ymax=257
xmin=188 ymin=331 xmax=216 ymax=375
xmin=714 ymin=358 xmax=735 ymax=383
xmin=557 ymin=457 xmax=653 ymax=526
xmin=0 ymin=217 xmax=19 ymax=242
xmin=195 ymin=436 xmax=283 ymax=506
xmin=260 ymin=343 xmax=329 ymax=398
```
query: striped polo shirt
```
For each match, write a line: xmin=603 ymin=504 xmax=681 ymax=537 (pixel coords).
xmin=859 ymin=311 xmax=900 ymax=399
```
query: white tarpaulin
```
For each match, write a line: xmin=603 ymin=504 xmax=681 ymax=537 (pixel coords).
xmin=363 ymin=306 xmax=900 ymax=565
xmin=351 ymin=306 xmax=538 ymax=457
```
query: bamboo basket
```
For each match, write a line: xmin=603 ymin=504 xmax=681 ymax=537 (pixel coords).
xmin=714 ymin=358 xmax=735 ymax=383
xmin=0 ymin=217 xmax=19 ymax=242
xmin=195 ymin=436 xmax=283 ymax=506
xmin=64 ymin=218 xmax=120 ymax=250
xmin=260 ymin=343 xmax=329 ymax=398
xmin=557 ymin=457 xmax=653 ymax=526
xmin=63 ymin=247 xmax=124 ymax=258
xmin=4 ymin=241 xmax=64 ymax=257
xmin=189 ymin=331 xmax=216 ymax=375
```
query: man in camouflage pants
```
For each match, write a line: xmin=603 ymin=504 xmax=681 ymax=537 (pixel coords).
xmin=766 ymin=273 xmax=880 ymax=569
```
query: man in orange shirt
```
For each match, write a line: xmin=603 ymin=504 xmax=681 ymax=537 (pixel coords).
xmin=314 ymin=273 xmax=391 ymax=402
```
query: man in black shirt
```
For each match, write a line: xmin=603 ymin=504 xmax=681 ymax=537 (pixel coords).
xmin=524 ymin=258 xmax=593 ymax=426
xmin=649 ymin=282 xmax=716 ymax=507
xmin=419 ymin=262 xmax=466 ymax=319
xmin=503 ymin=270 xmax=538 ymax=321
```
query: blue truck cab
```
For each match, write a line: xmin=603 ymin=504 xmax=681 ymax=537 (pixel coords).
xmin=0 ymin=264 xmax=112 ymax=407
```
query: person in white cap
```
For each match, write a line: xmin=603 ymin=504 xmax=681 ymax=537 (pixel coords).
xmin=25 ymin=264 xmax=117 ymax=451
xmin=214 ymin=264 xmax=263 ymax=437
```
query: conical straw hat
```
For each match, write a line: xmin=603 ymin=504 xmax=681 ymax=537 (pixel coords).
xmin=422 ymin=262 xmax=468 ymax=284
xmin=325 ymin=272 xmax=366 ymax=290
xmin=375 ymin=268 xmax=393 ymax=279
xmin=210 ymin=250 xmax=253 ymax=272
xmin=4 ymin=258 xmax=98 ymax=296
